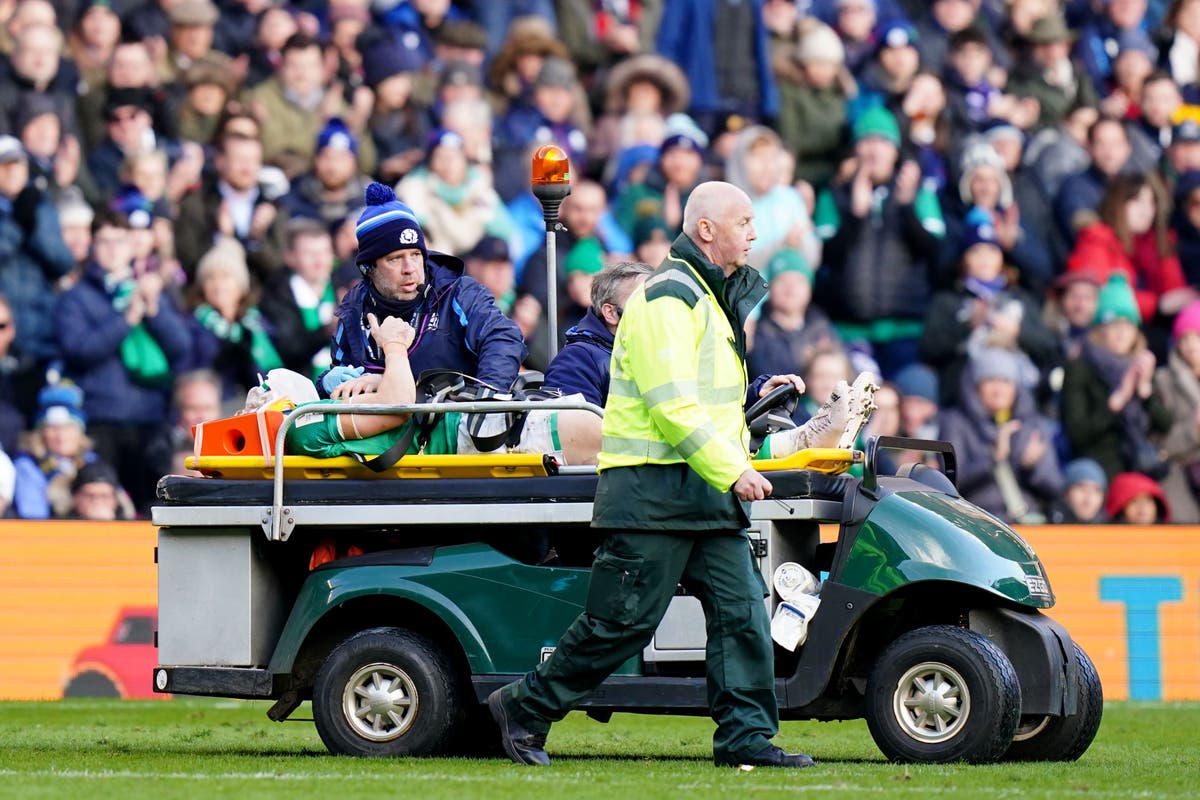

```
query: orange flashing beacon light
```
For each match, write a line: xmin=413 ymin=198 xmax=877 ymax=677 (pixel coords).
xmin=531 ymin=144 xmax=571 ymax=226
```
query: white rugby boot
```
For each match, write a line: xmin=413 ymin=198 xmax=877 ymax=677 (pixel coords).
xmin=835 ymin=372 xmax=879 ymax=450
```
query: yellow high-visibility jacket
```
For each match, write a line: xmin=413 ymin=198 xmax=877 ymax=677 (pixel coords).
xmin=599 ymin=234 xmax=768 ymax=493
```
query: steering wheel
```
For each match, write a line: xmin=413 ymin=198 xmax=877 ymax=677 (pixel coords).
xmin=745 ymin=382 xmax=801 ymax=425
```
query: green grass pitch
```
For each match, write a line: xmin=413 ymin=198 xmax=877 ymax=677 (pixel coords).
xmin=0 ymin=700 xmax=1195 ymax=799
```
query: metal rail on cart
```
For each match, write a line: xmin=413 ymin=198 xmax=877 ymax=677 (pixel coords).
xmin=265 ymin=399 xmax=606 ymax=540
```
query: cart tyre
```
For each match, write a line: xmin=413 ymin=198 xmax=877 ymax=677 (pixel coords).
xmin=1003 ymin=642 xmax=1103 ymax=761
xmin=313 ymin=627 xmax=464 ymax=757
xmin=866 ymin=625 xmax=1021 ymax=763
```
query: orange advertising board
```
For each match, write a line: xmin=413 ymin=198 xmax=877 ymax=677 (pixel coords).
xmin=0 ymin=521 xmax=1197 ymax=701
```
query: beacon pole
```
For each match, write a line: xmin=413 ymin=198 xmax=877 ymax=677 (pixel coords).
xmin=531 ymin=144 xmax=571 ymax=361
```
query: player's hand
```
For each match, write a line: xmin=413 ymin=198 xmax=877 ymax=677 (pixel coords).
xmin=733 ymin=468 xmax=772 ymax=501
xmin=368 ymin=312 xmax=415 ymax=350
xmin=331 ymin=373 xmax=382 ymax=399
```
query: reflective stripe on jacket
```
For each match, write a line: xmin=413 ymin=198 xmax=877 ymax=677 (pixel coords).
xmin=598 ymin=235 xmax=766 ymax=492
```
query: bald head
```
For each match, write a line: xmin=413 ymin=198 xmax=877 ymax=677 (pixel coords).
xmin=682 ymin=181 xmax=757 ymax=274
xmin=683 ymin=181 xmax=749 ymax=237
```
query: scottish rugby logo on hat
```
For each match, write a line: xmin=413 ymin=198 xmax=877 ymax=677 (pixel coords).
xmin=400 ymin=228 xmax=418 ymax=245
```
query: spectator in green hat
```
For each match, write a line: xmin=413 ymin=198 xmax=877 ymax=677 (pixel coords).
xmin=563 ymin=236 xmax=606 ymax=321
xmin=1062 ymin=273 xmax=1172 ymax=479
xmin=748 ymin=247 xmax=839 ymax=399
xmin=812 ymin=103 xmax=944 ymax=378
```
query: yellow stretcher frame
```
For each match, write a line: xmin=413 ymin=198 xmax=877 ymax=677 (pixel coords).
xmin=753 ymin=448 xmax=862 ymax=475
xmin=187 ymin=447 xmax=859 ymax=481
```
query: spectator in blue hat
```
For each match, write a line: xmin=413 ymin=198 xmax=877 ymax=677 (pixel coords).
xmin=941 ymin=138 xmax=1054 ymax=295
xmin=613 ymin=120 xmax=708 ymax=239
xmin=892 ymin=362 xmax=940 ymax=440
xmin=363 ymin=35 xmax=431 ymax=185
xmin=1166 ymin=118 xmax=1200 ymax=183
xmin=915 ymin=0 xmax=1010 ymax=79
xmin=281 ymin=119 xmax=371 ymax=232
xmin=920 ymin=206 xmax=1059 ymax=406
xmin=110 ymin=184 xmax=180 ymax=286
xmin=321 ymin=182 xmax=526 ymax=397
xmin=397 ymin=127 xmax=516 ymax=257
xmin=1075 ymin=0 xmax=1153 ymax=96
xmin=1049 ymin=458 xmax=1110 ymax=523
xmin=464 ymin=235 xmax=517 ymax=315
xmin=854 ymin=19 xmax=921 ymax=116
xmin=11 ymin=382 xmax=101 ymax=519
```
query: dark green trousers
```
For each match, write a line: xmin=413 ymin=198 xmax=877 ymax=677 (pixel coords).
xmin=502 ymin=529 xmax=778 ymax=762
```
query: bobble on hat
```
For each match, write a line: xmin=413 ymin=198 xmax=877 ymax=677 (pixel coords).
xmin=354 ymin=182 xmax=426 ymax=274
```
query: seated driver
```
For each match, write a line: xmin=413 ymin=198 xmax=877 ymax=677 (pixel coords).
xmin=285 ymin=314 xmax=876 ymax=465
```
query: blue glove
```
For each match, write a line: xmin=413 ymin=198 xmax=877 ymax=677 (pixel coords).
xmin=320 ymin=365 xmax=365 ymax=395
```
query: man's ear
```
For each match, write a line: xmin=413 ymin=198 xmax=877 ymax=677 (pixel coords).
xmin=600 ymin=302 xmax=619 ymax=327
xmin=696 ymin=218 xmax=714 ymax=243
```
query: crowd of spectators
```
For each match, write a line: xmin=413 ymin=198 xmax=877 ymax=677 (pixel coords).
xmin=1 ymin=0 xmax=1199 ymax=526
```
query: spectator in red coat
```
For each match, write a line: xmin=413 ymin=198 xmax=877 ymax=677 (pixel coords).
xmin=1067 ymin=173 xmax=1198 ymax=327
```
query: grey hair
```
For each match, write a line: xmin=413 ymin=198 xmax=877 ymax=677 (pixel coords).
xmin=591 ymin=260 xmax=653 ymax=315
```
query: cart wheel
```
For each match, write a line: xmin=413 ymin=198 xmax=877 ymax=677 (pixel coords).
xmin=1004 ymin=642 xmax=1103 ymax=762
xmin=866 ymin=625 xmax=1021 ymax=763
xmin=313 ymin=627 xmax=464 ymax=757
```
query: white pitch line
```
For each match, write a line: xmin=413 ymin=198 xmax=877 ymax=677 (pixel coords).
xmin=0 ymin=770 xmax=1173 ymax=797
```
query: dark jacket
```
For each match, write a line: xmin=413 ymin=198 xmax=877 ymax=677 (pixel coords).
xmin=543 ymin=309 xmax=614 ymax=407
xmin=1061 ymin=350 xmax=1173 ymax=479
xmin=1054 ymin=165 xmax=1108 ymax=245
xmin=328 ymin=254 xmax=527 ymax=390
xmin=280 ymin=173 xmax=373 ymax=232
xmin=175 ymin=176 xmax=289 ymax=283
xmin=747 ymin=305 xmax=838 ymax=381
xmin=938 ymin=367 xmax=1064 ymax=522
xmin=814 ymin=178 xmax=944 ymax=323
xmin=0 ymin=195 xmax=76 ymax=363
xmin=919 ymin=284 xmax=1061 ymax=407
xmin=258 ymin=271 xmax=333 ymax=377
xmin=655 ymin=0 xmax=778 ymax=120
xmin=56 ymin=265 xmax=192 ymax=425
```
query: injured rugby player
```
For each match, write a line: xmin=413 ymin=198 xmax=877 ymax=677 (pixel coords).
xmin=283 ymin=313 xmax=875 ymax=466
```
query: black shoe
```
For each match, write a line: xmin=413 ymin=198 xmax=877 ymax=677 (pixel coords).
xmin=487 ymin=689 xmax=550 ymax=766
xmin=718 ymin=744 xmax=816 ymax=768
